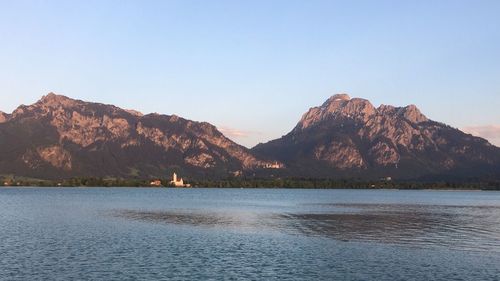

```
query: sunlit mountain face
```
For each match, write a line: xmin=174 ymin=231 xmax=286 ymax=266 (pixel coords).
xmin=0 ymin=93 xmax=498 ymax=180
xmin=252 ymin=94 xmax=500 ymax=180
xmin=0 ymin=93 xmax=276 ymax=179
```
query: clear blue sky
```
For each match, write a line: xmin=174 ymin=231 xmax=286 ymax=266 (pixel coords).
xmin=0 ymin=0 xmax=499 ymax=147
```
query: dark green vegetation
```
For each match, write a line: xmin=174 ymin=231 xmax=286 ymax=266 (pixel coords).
xmin=2 ymin=175 xmax=498 ymax=190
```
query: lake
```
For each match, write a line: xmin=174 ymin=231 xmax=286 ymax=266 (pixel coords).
xmin=1 ymin=188 xmax=499 ymax=280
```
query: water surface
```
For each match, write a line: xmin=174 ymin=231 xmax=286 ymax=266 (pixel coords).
xmin=1 ymin=188 xmax=499 ymax=280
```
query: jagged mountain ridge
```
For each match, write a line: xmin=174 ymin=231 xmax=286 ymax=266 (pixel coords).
xmin=252 ymin=94 xmax=500 ymax=179
xmin=0 ymin=93 xmax=272 ymax=179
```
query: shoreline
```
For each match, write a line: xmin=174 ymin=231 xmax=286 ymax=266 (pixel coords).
xmin=1 ymin=185 xmax=498 ymax=191
xmin=2 ymin=175 xmax=499 ymax=190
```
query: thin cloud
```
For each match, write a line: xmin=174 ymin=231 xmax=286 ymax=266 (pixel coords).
xmin=462 ymin=125 xmax=500 ymax=147
xmin=217 ymin=126 xmax=259 ymax=139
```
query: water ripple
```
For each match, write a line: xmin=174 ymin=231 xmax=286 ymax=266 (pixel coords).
xmin=112 ymin=203 xmax=500 ymax=253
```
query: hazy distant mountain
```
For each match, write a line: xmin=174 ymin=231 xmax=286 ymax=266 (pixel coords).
xmin=0 ymin=93 xmax=273 ymax=179
xmin=252 ymin=94 xmax=500 ymax=180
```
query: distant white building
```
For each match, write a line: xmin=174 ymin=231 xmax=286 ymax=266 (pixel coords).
xmin=264 ymin=161 xmax=284 ymax=169
xmin=170 ymin=173 xmax=190 ymax=187
xmin=150 ymin=179 xmax=162 ymax=187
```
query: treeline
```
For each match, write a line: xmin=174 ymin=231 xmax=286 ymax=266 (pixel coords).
xmin=1 ymin=177 xmax=152 ymax=187
xmin=1 ymin=176 xmax=499 ymax=190
xmin=190 ymin=178 xmax=500 ymax=190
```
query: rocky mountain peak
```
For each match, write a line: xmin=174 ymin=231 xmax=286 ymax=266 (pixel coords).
xmin=169 ymin=114 xmax=180 ymax=122
xmin=37 ymin=92 xmax=79 ymax=108
xmin=400 ymin=104 xmax=428 ymax=123
xmin=296 ymin=94 xmax=376 ymax=131
xmin=253 ymin=94 xmax=500 ymax=180
xmin=378 ymin=104 xmax=428 ymax=123
xmin=9 ymin=93 xmax=84 ymax=119
xmin=321 ymin=93 xmax=351 ymax=106
xmin=377 ymin=104 xmax=396 ymax=114
xmin=124 ymin=109 xmax=143 ymax=117
xmin=0 ymin=93 xmax=279 ymax=178
xmin=341 ymin=98 xmax=376 ymax=116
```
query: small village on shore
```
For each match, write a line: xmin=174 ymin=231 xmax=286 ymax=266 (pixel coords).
xmin=149 ymin=172 xmax=191 ymax=188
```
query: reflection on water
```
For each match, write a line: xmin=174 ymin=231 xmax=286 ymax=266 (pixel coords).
xmin=114 ymin=203 xmax=500 ymax=253
xmin=115 ymin=210 xmax=259 ymax=229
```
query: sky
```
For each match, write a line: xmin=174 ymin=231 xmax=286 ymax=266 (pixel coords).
xmin=0 ymin=0 xmax=499 ymax=147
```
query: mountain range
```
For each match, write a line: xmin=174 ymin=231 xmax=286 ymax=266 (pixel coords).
xmin=0 ymin=93 xmax=498 ymax=181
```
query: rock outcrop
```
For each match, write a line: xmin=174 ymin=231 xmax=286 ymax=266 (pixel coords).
xmin=0 ymin=111 xmax=8 ymax=123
